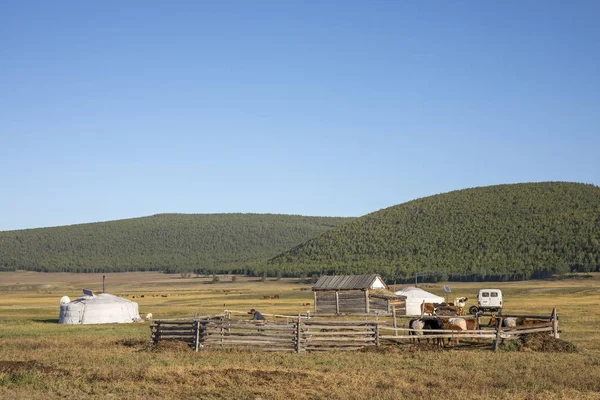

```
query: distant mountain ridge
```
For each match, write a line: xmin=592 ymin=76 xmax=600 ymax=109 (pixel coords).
xmin=0 ymin=213 xmax=352 ymax=273
xmin=266 ymin=182 xmax=600 ymax=281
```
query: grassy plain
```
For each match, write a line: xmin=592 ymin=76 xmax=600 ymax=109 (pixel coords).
xmin=1 ymin=271 xmax=599 ymax=399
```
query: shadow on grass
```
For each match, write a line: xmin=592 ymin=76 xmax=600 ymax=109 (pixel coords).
xmin=34 ymin=319 xmax=59 ymax=324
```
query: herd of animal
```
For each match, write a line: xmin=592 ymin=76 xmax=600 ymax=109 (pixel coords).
xmin=408 ymin=316 xmax=479 ymax=346
xmin=421 ymin=297 xmax=470 ymax=316
xmin=408 ymin=315 xmax=551 ymax=347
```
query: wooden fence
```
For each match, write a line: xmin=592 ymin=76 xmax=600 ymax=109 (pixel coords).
xmin=150 ymin=309 xmax=559 ymax=353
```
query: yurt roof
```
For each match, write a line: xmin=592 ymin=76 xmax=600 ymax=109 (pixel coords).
xmin=68 ymin=293 xmax=135 ymax=305
xmin=393 ymin=286 xmax=444 ymax=300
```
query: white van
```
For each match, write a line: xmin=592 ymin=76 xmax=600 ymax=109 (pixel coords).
xmin=469 ymin=289 xmax=503 ymax=314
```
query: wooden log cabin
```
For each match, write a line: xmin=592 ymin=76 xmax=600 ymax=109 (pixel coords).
xmin=312 ymin=274 xmax=406 ymax=315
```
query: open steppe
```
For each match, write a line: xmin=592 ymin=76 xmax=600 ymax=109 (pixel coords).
xmin=1 ymin=271 xmax=599 ymax=399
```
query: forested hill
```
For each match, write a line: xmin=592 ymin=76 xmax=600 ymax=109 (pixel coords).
xmin=0 ymin=214 xmax=351 ymax=273
xmin=267 ymin=182 xmax=600 ymax=281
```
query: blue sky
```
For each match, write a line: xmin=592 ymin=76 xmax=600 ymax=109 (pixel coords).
xmin=1 ymin=1 xmax=599 ymax=231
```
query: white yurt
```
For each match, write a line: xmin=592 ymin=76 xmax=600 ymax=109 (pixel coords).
xmin=59 ymin=290 xmax=142 ymax=324
xmin=394 ymin=286 xmax=445 ymax=316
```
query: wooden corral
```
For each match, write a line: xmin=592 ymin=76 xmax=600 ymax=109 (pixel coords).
xmin=312 ymin=274 xmax=406 ymax=315
xmin=151 ymin=308 xmax=560 ymax=352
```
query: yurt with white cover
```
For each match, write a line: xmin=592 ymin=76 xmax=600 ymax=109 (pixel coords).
xmin=59 ymin=289 xmax=142 ymax=324
xmin=394 ymin=286 xmax=445 ymax=316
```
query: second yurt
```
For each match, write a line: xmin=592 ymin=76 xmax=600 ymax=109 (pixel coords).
xmin=393 ymin=286 xmax=445 ymax=316
xmin=59 ymin=290 xmax=142 ymax=324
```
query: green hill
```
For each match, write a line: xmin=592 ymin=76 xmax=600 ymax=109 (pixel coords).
xmin=0 ymin=214 xmax=352 ymax=273
xmin=266 ymin=182 xmax=600 ymax=281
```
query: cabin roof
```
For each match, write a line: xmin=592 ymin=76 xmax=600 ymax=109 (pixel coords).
xmin=369 ymin=288 xmax=405 ymax=300
xmin=312 ymin=274 xmax=386 ymax=291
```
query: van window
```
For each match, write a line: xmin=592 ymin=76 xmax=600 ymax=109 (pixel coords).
xmin=491 ymin=292 xmax=498 ymax=297
xmin=481 ymin=292 xmax=489 ymax=297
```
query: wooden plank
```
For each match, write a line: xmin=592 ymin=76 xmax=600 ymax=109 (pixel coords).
xmin=203 ymin=335 xmax=294 ymax=342
xmin=195 ymin=321 xmax=200 ymax=352
xmin=303 ymin=343 xmax=374 ymax=348
xmin=202 ymin=344 xmax=295 ymax=351
xmin=379 ymin=334 xmax=497 ymax=340
xmin=488 ymin=314 xmax=553 ymax=319
xmin=151 ymin=326 xmax=196 ymax=331
xmin=204 ymin=324 xmax=295 ymax=331
xmin=205 ymin=321 xmax=294 ymax=327
xmin=154 ymin=335 xmax=196 ymax=340
xmin=202 ymin=339 xmax=295 ymax=346
xmin=380 ymin=327 xmax=486 ymax=334
xmin=152 ymin=328 xmax=195 ymax=333
xmin=500 ymin=327 xmax=554 ymax=336
xmin=296 ymin=315 xmax=302 ymax=353
xmin=202 ymin=331 xmax=295 ymax=338
xmin=301 ymin=326 xmax=374 ymax=331
xmin=301 ymin=337 xmax=375 ymax=342
xmin=153 ymin=337 xmax=195 ymax=342
xmin=300 ymin=331 xmax=374 ymax=336
xmin=552 ymin=308 xmax=559 ymax=339
xmin=304 ymin=320 xmax=378 ymax=326
xmin=304 ymin=347 xmax=366 ymax=352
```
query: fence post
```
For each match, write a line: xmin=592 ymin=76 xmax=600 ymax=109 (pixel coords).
xmin=551 ymin=308 xmax=559 ymax=339
xmin=295 ymin=314 xmax=302 ymax=353
xmin=375 ymin=323 xmax=380 ymax=347
xmin=392 ymin=307 xmax=398 ymax=336
xmin=493 ymin=317 xmax=502 ymax=351
xmin=194 ymin=320 xmax=200 ymax=352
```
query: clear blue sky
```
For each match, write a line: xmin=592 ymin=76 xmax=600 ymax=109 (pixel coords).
xmin=1 ymin=1 xmax=599 ymax=231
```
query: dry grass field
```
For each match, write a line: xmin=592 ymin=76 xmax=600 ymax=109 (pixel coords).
xmin=1 ymin=271 xmax=599 ymax=399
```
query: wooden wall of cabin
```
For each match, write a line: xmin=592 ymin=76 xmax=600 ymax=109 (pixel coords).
xmin=389 ymin=298 xmax=407 ymax=315
xmin=315 ymin=291 xmax=337 ymax=314
xmin=338 ymin=291 xmax=368 ymax=313
xmin=314 ymin=290 xmax=368 ymax=314
xmin=315 ymin=291 xmax=406 ymax=315
xmin=368 ymin=297 xmax=389 ymax=313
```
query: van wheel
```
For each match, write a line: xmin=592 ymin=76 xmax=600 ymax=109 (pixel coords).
xmin=469 ymin=306 xmax=479 ymax=315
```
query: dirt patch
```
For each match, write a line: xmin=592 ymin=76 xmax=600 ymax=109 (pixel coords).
xmin=361 ymin=343 xmax=444 ymax=353
xmin=115 ymin=337 xmax=151 ymax=349
xmin=116 ymin=337 xmax=193 ymax=352
xmin=150 ymin=340 xmax=193 ymax=353
xmin=0 ymin=360 xmax=68 ymax=375
xmin=520 ymin=333 xmax=578 ymax=353
xmin=225 ymin=368 xmax=309 ymax=380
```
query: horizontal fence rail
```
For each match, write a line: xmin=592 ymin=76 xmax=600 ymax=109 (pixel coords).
xmin=150 ymin=308 xmax=559 ymax=353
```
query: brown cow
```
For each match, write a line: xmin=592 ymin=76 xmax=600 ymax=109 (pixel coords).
xmin=421 ymin=303 xmax=436 ymax=315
